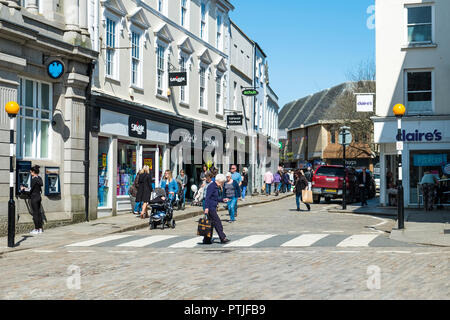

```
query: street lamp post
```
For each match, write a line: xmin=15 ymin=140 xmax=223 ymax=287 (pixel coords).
xmin=5 ymin=101 xmax=20 ymax=247
xmin=393 ymin=104 xmax=406 ymax=230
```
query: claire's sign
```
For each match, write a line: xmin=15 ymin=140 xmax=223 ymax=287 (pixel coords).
xmin=129 ymin=116 xmax=147 ymax=139
xmin=396 ymin=129 xmax=442 ymax=142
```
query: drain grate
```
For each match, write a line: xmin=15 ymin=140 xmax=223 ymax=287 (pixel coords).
xmin=444 ymin=230 xmax=450 ymax=235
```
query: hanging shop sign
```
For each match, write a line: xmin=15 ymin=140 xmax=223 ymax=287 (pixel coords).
xmin=47 ymin=60 xmax=65 ymax=80
xmin=356 ymin=94 xmax=374 ymax=112
xmin=169 ymin=72 xmax=187 ymax=87
xmin=129 ymin=116 xmax=147 ymax=139
xmin=242 ymin=88 xmax=259 ymax=97
xmin=227 ymin=115 xmax=243 ymax=126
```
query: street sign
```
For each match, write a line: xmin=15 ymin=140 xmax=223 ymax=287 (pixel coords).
xmin=338 ymin=129 xmax=352 ymax=146
xmin=279 ymin=142 xmax=283 ymax=149
xmin=168 ymin=72 xmax=187 ymax=87
xmin=227 ymin=115 xmax=243 ymax=126
xmin=242 ymin=89 xmax=258 ymax=96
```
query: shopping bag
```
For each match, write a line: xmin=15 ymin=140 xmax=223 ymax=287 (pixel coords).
xmin=197 ymin=214 xmax=212 ymax=238
xmin=302 ymin=189 xmax=313 ymax=204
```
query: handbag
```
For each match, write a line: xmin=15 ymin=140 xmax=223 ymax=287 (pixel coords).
xmin=302 ymin=189 xmax=313 ymax=204
xmin=197 ymin=214 xmax=212 ymax=238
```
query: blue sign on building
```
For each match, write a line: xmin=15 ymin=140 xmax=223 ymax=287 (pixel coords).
xmin=47 ymin=60 xmax=64 ymax=79
xmin=413 ymin=154 xmax=447 ymax=167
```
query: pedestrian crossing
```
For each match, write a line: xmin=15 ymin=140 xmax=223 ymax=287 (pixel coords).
xmin=65 ymin=233 xmax=416 ymax=249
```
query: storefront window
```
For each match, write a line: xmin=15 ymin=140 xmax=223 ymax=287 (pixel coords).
xmin=98 ymin=137 xmax=110 ymax=208
xmin=410 ymin=151 xmax=449 ymax=204
xmin=117 ymin=140 xmax=138 ymax=196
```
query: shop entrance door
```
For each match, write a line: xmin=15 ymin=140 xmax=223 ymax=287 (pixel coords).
xmin=143 ymin=148 xmax=159 ymax=188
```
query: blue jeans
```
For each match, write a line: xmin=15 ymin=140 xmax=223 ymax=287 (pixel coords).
xmin=228 ymin=197 xmax=238 ymax=221
xmin=134 ymin=201 xmax=142 ymax=213
xmin=296 ymin=193 xmax=311 ymax=210
xmin=183 ymin=188 xmax=187 ymax=204
xmin=241 ymin=186 xmax=247 ymax=200
xmin=266 ymin=183 xmax=272 ymax=195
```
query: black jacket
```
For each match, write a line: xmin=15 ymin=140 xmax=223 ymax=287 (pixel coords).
xmin=23 ymin=176 xmax=43 ymax=199
xmin=294 ymin=176 xmax=308 ymax=194
xmin=357 ymin=171 xmax=372 ymax=188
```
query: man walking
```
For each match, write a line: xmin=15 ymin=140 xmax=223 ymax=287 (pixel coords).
xmin=358 ymin=167 xmax=370 ymax=206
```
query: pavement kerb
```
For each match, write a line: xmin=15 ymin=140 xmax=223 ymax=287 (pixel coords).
xmin=111 ymin=193 xmax=295 ymax=234
xmin=327 ymin=209 xmax=397 ymax=218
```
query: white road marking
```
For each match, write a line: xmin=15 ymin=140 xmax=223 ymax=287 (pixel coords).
xmin=32 ymin=250 xmax=55 ymax=253
xmin=281 ymin=234 xmax=329 ymax=247
xmin=107 ymin=250 xmax=137 ymax=254
xmin=282 ymin=251 xmax=317 ymax=254
xmin=376 ymin=251 xmax=412 ymax=254
xmin=67 ymin=250 xmax=95 ymax=253
xmin=329 ymin=251 xmax=361 ymax=253
xmin=117 ymin=235 xmax=176 ymax=248
xmin=323 ymin=231 xmax=344 ymax=233
xmin=337 ymin=234 xmax=379 ymax=247
xmin=65 ymin=235 xmax=132 ymax=247
xmin=169 ymin=236 xmax=203 ymax=248
xmin=224 ymin=235 xmax=276 ymax=247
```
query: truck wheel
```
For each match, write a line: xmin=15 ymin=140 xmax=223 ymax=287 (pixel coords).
xmin=313 ymin=195 xmax=321 ymax=204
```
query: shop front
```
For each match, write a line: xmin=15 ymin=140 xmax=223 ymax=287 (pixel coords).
xmin=374 ymin=117 xmax=450 ymax=207
xmin=95 ymin=109 xmax=169 ymax=217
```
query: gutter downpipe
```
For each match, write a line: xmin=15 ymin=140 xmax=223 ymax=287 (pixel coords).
xmin=84 ymin=60 xmax=96 ymax=222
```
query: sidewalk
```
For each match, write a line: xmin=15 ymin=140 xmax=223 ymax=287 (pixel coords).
xmin=327 ymin=197 xmax=450 ymax=247
xmin=0 ymin=192 xmax=294 ymax=254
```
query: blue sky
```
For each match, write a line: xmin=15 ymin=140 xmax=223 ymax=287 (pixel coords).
xmin=230 ymin=0 xmax=375 ymax=109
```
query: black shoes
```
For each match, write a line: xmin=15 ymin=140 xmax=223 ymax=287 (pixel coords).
xmin=220 ymin=238 xmax=230 ymax=244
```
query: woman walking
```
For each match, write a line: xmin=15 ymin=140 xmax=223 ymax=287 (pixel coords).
xmin=203 ymin=174 xmax=231 ymax=245
xmin=224 ymin=172 xmax=241 ymax=223
xmin=137 ymin=165 xmax=153 ymax=219
xmin=294 ymin=170 xmax=311 ymax=212
xmin=241 ymin=167 xmax=249 ymax=201
xmin=176 ymin=169 xmax=188 ymax=205
xmin=130 ymin=169 xmax=144 ymax=214
xmin=160 ymin=170 xmax=179 ymax=202
xmin=21 ymin=165 xmax=44 ymax=234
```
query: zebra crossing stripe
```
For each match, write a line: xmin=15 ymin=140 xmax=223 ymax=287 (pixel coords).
xmin=224 ymin=234 xmax=276 ymax=247
xmin=117 ymin=235 xmax=177 ymax=248
xmin=336 ymin=234 xmax=379 ymax=247
xmin=281 ymin=234 xmax=329 ymax=247
xmin=169 ymin=236 xmax=204 ymax=248
xmin=66 ymin=235 xmax=132 ymax=247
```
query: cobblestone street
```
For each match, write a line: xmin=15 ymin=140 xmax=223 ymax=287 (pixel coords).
xmin=1 ymin=198 xmax=449 ymax=299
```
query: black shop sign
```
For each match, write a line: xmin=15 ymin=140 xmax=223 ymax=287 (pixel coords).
xmin=227 ymin=115 xmax=243 ymax=126
xmin=129 ymin=116 xmax=147 ymax=139
xmin=169 ymin=72 xmax=187 ymax=87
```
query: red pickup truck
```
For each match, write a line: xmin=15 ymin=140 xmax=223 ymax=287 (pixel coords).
xmin=311 ymin=165 xmax=353 ymax=204
xmin=311 ymin=165 xmax=376 ymax=204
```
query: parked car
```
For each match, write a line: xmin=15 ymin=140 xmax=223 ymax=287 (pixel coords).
xmin=374 ymin=173 xmax=380 ymax=192
xmin=311 ymin=166 xmax=376 ymax=204
xmin=311 ymin=165 xmax=355 ymax=204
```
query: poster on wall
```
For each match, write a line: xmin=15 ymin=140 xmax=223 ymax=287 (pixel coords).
xmin=144 ymin=158 xmax=153 ymax=170
xmin=102 ymin=153 xmax=107 ymax=167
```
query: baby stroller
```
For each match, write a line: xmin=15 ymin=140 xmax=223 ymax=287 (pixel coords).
xmin=173 ymin=180 xmax=185 ymax=211
xmin=191 ymin=184 xmax=205 ymax=207
xmin=149 ymin=188 xmax=176 ymax=230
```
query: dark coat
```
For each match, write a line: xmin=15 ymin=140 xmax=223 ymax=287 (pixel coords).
xmin=136 ymin=172 xmax=153 ymax=203
xmin=294 ymin=176 xmax=308 ymax=195
xmin=357 ymin=171 xmax=372 ymax=189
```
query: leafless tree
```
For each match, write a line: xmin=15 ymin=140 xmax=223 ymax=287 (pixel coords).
xmin=329 ymin=59 xmax=378 ymax=157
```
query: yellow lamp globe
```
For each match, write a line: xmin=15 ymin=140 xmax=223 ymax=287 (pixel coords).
xmin=5 ymin=101 xmax=20 ymax=116
xmin=393 ymin=104 xmax=406 ymax=117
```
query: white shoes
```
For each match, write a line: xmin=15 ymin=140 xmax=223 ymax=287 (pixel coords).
xmin=30 ymin=229 xmax=43 ymax=235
